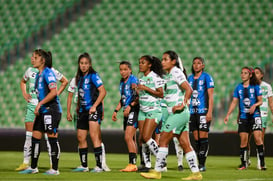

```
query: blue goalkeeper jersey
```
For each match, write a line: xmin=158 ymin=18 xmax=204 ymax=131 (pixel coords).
xmin=78 ymin=72 xmax=103 ymax=112
xmin=35 ymin=67 xmax=62 ymax=113
xmin=233 ymin=83 xmax=262 ymax=119
xmin=188 ymin=72 xmax=214 ymax=114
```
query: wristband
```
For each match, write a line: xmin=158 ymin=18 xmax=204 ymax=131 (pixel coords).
xmin=114 ymin=109 xmax=118 ymax=113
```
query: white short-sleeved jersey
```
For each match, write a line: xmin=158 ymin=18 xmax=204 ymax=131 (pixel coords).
xmin=164 ymin=66 xmax=187 ymax=113
xmin=51 ymin=67 xmax=63 ymax=81
xmin=139 ymin=71 xmax=164 ymax=112
xmin=23 ymin=67 xmax=39 ymax=105
xmin=260 ymin=81 xmax=273 ymax=117
xmin=68 ymin=77 xmax=78 ymax=104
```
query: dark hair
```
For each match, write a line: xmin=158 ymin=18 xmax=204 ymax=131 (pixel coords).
xmin=140 ymin=55 xmax=164 ymax=78
xmin=241 ymin=66 xmax=259 ymax=85
xmin=34 ymin=49 xmax=52 ymax=68
xmin=254 ymin=67 xmax=264 ymax=80
xmin=163 ymin=50 xmax=187 ymax=78
xmin=191 ymin=56 xmax=205 ymax=75
xmin=75 ymin=52 xmax=96 ymax=85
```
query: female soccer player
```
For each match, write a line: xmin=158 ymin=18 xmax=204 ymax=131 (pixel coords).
xmin=187 ymin=57 xmax=214 ymax=171
xmin=137 ymin=55 xmax=165 ymax=171
xmin=67 ymin=77 xmax=110 ymax=172
xmin=140 ymin=50 xmax=202 ymax=180
xmin=112 ymin=61 xmax=139 ymax=172
xmin=71 ymin=52 xmax=107 ymax=173
xmin=17 ymin=50 xmax=68 ymax=171
xmin=224 ymin=67 xmax=265 ymax=170
xmin=19 ymin=49 xmax=62 ymax=175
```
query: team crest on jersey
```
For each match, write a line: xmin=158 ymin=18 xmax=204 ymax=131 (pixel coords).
xmin=250 ymin=88 xmax=254 ymax=94
xmin=39 ymin=77 xmax=43 ymax=82
xmin=85 ymin=78 xmax=89 ymax=84
xmin=199 ymin=80 xmax=204 ymax=85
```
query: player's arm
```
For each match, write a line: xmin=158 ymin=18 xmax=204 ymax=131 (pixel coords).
xmin=249 ymin=95 xmax=262 ymax=114
xmin=224 ymin=98 xmax=238 ymax=124
xmin=20 ymin=78 xmax=31 ymax=102
xmin=67 ymin=92 xmax=74 ymax=121
xmin=57 ymin=76 xmax=68 ymax=96
xmin=112 ymin=101 xmax=122 ymax=122
xmin=206 ymin=87 xmax=214 ymax=122
xmin=89 ymin=85 xmax=106 ymax=114
xmin=138 ymin=85 xmax=164 ymax=98
xmin=173 ymin=81 xmax=193 ymax=113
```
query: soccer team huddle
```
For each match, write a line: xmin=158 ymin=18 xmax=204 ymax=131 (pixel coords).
xmin=16 ymin=49 xmax=272 ymax=180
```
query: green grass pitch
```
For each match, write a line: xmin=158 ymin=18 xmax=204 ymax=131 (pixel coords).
xmin=0 ymin=151 xmax=272 ymax=181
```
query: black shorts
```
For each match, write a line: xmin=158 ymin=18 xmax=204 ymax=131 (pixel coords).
xmin=238 ymin=117 xmax=262 ymax=133
xmin=189 ymin=113 xmax=210 ymax=132
xmin=123 ymin=106 xmax=139 ymax=131
xmin=78 ymin=110 xmax=102 ymax=130
xmin=33 ymin=111 xmax=61 ymax=134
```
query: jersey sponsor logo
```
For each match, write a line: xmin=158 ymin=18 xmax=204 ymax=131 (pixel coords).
xmin=84 ymin=78 xmax=89 ymax=84
xmin=48 ymin=82 xmax=57 ymax=89
xmin=48 ymin=76 xmax=55 ymax=81
xmin=210 ymin=82 xmax=214 ymax=86
xmin=96 ymin=79 xmax=102 ymax=85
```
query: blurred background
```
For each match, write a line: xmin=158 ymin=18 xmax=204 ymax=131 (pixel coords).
xmin=0 ymin=0 xmax=272 ymax=133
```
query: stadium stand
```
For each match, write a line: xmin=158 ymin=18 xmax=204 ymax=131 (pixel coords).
xmin=0 ymin=0 xmax=272 ymax=132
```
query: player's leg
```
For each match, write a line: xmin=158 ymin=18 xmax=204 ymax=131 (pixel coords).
xmin=173 ymin=136 xmax=184 ymax=171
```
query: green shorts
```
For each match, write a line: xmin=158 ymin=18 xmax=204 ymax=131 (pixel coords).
xmin=138 ymin=109 xmax=162 ymax=124
xmin=261 ymin=116 xmax=268 ymax=129
xmin=161 ymin=107 xmax=190 ymax=134
xmin=24 ymin=103 xmax=36 ymax=123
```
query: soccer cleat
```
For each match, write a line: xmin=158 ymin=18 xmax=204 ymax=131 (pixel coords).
xmin=237 ymin=164 xmax=247 ymax=170
xmin=199 ymin=166 xmax=206 ymax=172
xmin=260 ymin=166 xmax=267 ymax=171
xmin=120 ymin=164 xmax=138 ymax=172
xmin=102 ymin=163 xmax=111 ymax=172
xmin=90 ymin=166 xmax=104 ymax=173
xmin=43 ymin=169 xmax=60 ymax=175
xmin=181 ymin=172 xmax=202 ymax=180
xmin=137 ymin=166 xmax=151 ymax=172
xmin=178 ymin=165 xmax=184 ymax=171
xmin=19 ymin=167 xmax=38 ymax=174
xmin=140 ymin=169 xmax=161 ymax=179
xmin=72 ymin=165 xmax=89 ymax=172
xmin=15 ymin=163 xmax=29 ymax=171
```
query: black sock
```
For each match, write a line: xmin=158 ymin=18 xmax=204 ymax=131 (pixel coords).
xmin=256 ymin=144 xmax=265 ymax=167
xmin=139 ymin=146 xmax=145 ymax=165
xmin=240 ymin=147 xmax=247 ymax=166
xmin=79 ymin=147 xmax=88 ymax=167
xmin=129 ymin=152 xmax=137 ymax=164
xmin=31 ymin=137 xmax=40 ymax=169
xmin=48 ymin=137 xmax=60 ymax=170
xmin=94 ymin=146 xmax=102 ymax=168
xmin=199 ymin=138 xmax=209 ymax=167
xmin=195 ymin=140 xmax=200 ymax=162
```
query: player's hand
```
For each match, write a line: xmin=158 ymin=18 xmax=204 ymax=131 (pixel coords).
xmin=112 ymin=112 xmax=117 ymax=121
xmin=224 ymin=116 xmax=229 ymax=124
xmin=34 ymin=103 xmax=41 ymax=116
xmin=67 ymin=112 xmax=72 ymax=122
xmin=206 ymin=112 xmax=212 ymax=122
xmin=23 ymin=93 xmax=32 ymax=102
xmin=249 ymin=104 xmax=256 ymax=114
xmin=123 ymin=106 xmax=131 ymax=117
xmin=89 ymin=106 xmax=96 ymax=115
xmin=172 ymin=104 xmax=184 ymax=113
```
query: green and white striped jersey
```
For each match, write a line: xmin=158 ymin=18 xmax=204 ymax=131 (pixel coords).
xmin=139 ymin=71 xmax=164 ymax=112
xmin=260 ymin=81 xmax=273 ymax=118
xmin=164 ymin=66 xmax=187 ymax=113
xmin=23 ymin=67 xmax=39 ymax=105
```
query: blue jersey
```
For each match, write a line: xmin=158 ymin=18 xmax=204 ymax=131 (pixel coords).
xmin=78 ymin=72 xmax=103 ymax=112
xmin=233 ymin=83 xmax=262 ymax=119
xmin=119 ymin=74 xmax=138 ymax=109
xmin=188 ymin=72 xmax=214 ymax=114
xmin=35 ymin=67 xmax=62 ymax=113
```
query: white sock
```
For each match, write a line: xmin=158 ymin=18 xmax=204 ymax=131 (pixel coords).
xmin=185 ymin=151 xmax=199 ymax=173
xmin=146 ymin=138 xmax=158 ymax=156
xmin=23 ymin=131 xmax=32 ymax=164
xmin=155 ymin=147 xmax=168 ymax=172
xmin=44 ymin=133 xmax=52 ymax=166
xmin=142 ymin=143 xmax=151 ymax=168
xmin=173 ymin=137 xmax=183 ymax=166
xmin=101 ymin=143 xmax=106 ymax=165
